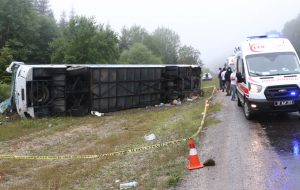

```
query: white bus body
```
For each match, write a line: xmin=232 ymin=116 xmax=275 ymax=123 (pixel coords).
xmin=8 ymin=63 xmax=201 ymax=118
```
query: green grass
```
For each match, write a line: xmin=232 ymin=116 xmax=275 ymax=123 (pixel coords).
xmin=0 ymin=116 xmax=108 ymax=141
xmin=0 ymin=79 xmax=222 ymax=189
xmin=0 ymin=83 xmax=10 ymax=100
xmin=201 ymin=77 xmax=218 ymax=88
xmin=168 ymin=170 xmax=182 ymax=187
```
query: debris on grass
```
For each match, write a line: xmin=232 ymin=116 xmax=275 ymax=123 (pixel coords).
xmin=120 ymin=181 xmax=138 ymax=189
xmin=172 ymin=99 xmax=182 ymax=106
xmin=91 ymin=111 xmax=104 ymax=117
xmin=0 ymin=172 xmax=4 ymax=181
xmin=144 ymin=133 xmax=156 ymax=141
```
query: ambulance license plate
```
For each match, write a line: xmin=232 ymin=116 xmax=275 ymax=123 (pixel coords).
xmin=274 ymin=100 xmax=294 ymax=106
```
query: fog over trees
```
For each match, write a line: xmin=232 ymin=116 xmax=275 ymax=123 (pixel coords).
xmin=282 ymin=13 xmax=300 ymax=56
xmin=1 ymin=0 xmax=300 ymax=83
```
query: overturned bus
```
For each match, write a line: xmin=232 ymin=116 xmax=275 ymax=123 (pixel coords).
xmin=5 ymin=62 xmax=201 ymax=118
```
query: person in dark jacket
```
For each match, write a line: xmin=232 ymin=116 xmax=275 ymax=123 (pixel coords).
xmin=217 ymin=67 xmax=222 ymax=90
xmin=225 ymin=67 xmax=232 ymax=96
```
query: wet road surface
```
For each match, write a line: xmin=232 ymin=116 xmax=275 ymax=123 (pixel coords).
xmin=174 ymin=92 xmax=300 ymax=190
xmin=258 ymin=113 xmax=300 ymax=185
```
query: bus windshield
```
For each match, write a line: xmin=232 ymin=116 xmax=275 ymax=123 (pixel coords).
xmin=246 ymin=52 xmax=300 ymax=76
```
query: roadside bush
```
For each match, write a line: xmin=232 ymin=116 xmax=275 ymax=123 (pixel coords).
xmin=0 ymin=83 xmax=10 ymax=101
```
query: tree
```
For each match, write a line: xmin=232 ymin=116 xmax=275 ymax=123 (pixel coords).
xmin=147 ymin=27 xmax=180 ymax=64
xmin=32 ymin=15 xmax=59 ymax=63
xmin=33 ymin=0 xmax=53 ymax=17
xmin=0 ymin=0 xmax=40 ymax=61
xmin=119 ymin=43 xmax=162 ymax=64
xmin=0 ymin=0 xmax=58 ymax=63
xmin=178 ymin=45 xmax=202 ymax=66
xmin=69 ymin=7 xmax=76 ymax=20
xmin=59 ymin=11 xmax=68 ymax=30
xmin=0 ymin=47 xmax=13 ymax=83
xmin=282 ymin=14 xmax=300 ymax=55
xmin=119 ymin=25 xmax=149 ymax=52
xmin=50 ymin=16 xmax=119 ymax=64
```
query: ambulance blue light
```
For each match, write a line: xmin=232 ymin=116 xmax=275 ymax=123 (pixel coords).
xmin=265 ymin=31 xmax=281 ymax=38
xmin=290 ymin=91 xmax=296 ymax=96
xmin=293 ymin=139 xmax=299 ymax=156
xmin=248 ymin=32 xmax=281 ymax=40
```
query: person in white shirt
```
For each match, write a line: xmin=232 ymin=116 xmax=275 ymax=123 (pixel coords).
xmin=220 ymin=68 xmax=226 ymax=92
xmin=230 ymin=71 xmax=237 ymax=101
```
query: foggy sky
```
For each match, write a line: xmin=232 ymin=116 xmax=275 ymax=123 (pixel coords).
xmin=50 ymin=0 xmax=300 ymax=70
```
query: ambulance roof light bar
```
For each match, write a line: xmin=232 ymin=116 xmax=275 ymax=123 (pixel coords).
xmin=247 ymin=35 xmax=268 ymax=40
xmin=247 ymin=32 xmax=281 ymax=40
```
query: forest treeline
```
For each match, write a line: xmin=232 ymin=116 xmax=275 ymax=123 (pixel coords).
xmin=0 ymin=0 xmax=203 ymax=83
xmin=1 ymin=0 xmax=300 ymax=84
xmin=283 ymin=14 xmax=300 ymax=55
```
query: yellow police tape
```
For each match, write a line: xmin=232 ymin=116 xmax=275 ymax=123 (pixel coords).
xmin=99 ymin=139 xmax=188 ymax=158
xmin=0 ymin=139 xmax=188 ymax=160
xmin=191 ymin=86 xmax=217 ymax=138
xmin=0 ymin=86 xmax=216 ymax=160
xmin=0 ymin=155 xmax=99 ymax=160
xmin=202 ymin=85 xmax=216 ymax=89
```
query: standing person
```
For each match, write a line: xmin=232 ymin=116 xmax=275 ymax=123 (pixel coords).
xmin=221 ymin=68 xmax=226 ymax=92
xmin=217 ymin=68 xmax=222 ymax=91
xmin=225 ymin=67 xmax=232 ymax=96
xmin=230 ymin=69 xmax=237 ymax=101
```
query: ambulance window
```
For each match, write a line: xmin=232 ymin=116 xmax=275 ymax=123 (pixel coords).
xmin=246 ymin=52 xmax=300 ymax=76
xmin=237 ymin=57 xmax=244 ymax=75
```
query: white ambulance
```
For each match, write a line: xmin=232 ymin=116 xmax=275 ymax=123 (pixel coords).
xmin=236 ymin=34 xmax=300 ymax=119
xmin=227 ymin=55 xmax=237 ymax=70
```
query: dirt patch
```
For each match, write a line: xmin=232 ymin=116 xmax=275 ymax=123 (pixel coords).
xmin=0 ymin=171 xmax=5 ymax=181
xmin=0 ymin=119 xmax=126 ymax=156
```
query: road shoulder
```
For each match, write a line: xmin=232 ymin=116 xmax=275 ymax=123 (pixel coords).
xmin=172 ymin=91 xmax=295 ymax=190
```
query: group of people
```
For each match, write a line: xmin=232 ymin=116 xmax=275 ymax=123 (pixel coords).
xmin=218 ymin=67 xmax=236 ymax=101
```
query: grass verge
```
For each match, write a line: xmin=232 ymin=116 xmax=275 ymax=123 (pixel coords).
xmin=0 ymin=83 xmax=10 ymax=100
xmin=0 ymin=79 xmax=221 ymax=189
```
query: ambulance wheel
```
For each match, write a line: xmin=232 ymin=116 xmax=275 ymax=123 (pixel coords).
xmin=243 ymin=101 xmax=253 ymax=120
xmin=237 ymin=97 xmax=242 ymax=107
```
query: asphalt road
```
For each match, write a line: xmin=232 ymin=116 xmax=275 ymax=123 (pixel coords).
xmin=173 ymin=91 xmax=300 ymax=190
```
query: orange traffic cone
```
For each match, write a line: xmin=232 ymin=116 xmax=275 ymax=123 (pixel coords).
xmin=187 ymin=138 xmax=204 ymax=170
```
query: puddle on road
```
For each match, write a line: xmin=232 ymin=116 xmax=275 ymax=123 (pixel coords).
xmin=257 ymin=113 xmax=300 ymax=154
xmin=257 ymin=112 xmax=300 ymax=185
